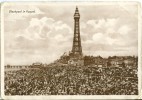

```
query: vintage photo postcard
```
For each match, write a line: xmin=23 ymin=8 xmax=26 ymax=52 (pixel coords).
xmin=1 ymin=1 xmax=142 ymax=99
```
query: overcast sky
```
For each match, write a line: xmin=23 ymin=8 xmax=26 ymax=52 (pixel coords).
xmin=3 ymin=2 xmax=139 ymax=65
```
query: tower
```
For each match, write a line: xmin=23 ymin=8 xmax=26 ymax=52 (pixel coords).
xmin=68 ymin=7 xmax=84 ymax=66
xmin=72 ymin=7 xmax=82 ymax=58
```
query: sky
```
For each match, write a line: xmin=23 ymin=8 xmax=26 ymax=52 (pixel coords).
xmin=3 ymin=2 xmax=139 ymax=65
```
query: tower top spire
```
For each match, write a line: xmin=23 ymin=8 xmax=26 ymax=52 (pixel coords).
xmin=76 ymin=6 xmax=78 ymax=10
xmin=74 ymin=6 xmax=80 ymax=18
xmin=75 ymin=6 xmax=79 ymax=13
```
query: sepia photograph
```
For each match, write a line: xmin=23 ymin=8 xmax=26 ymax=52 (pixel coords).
xmin=1 ymin=1 xmax=141 ymax=99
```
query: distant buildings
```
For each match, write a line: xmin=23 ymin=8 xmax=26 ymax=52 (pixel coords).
xmin=84 ymin=56 xmax=107 ymax=67
xmin=5 ymin=65 xmax=31 ymax=71
xmin=108 ymin=56 xmax=138 ymax=68
xmin=5 ymin=62 xmax=44 ymax=71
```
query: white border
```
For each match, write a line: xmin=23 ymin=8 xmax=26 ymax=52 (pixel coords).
xmin=1 ymin=1 xmax=142 ymax=99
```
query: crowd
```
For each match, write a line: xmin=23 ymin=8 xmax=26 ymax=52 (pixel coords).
xmin=5 ymin=65 xmax=138 ymax=95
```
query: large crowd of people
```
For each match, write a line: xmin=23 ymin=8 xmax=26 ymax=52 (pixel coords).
xmin=5 ymin=64 xmax=138 ymax=95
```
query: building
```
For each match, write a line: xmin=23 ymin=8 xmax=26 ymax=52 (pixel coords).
xmin=84 ymin=56 xmax=107 ymax=67
xmin=31 ymin=62 xmax=43 ymax=68
xmin=107 ymin=56 xmax=137 ymax=68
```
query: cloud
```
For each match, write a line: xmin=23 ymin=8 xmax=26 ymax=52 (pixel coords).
xmin=81 ymin=17 xmax=137 ymax=57
xmin=118 ymin=25 xmax=131 ymax=35
xmin=82 ymin=18 xmax=137 ymax=45
xmin=5 ymin=16 xmax=73 ymax=65
xmin=92 ymin=32 xmax=116 ymax=45
xmin=15 ymin=17 xmax=73 ymax=41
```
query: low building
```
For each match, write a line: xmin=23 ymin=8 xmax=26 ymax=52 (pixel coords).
xmin=68 ymin=57 xmax=84 ymax=66
xmin=32 ymin=62 xmax=42 ymax=66
xmin=109 ymin=59 xmax=124 ymax=67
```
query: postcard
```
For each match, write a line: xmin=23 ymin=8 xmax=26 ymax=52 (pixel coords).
xmin=1 ymin=1 xmax=142 ymax=99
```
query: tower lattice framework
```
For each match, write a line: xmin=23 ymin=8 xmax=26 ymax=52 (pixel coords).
xmin=72 ymin=7 xmax=82 ymax=57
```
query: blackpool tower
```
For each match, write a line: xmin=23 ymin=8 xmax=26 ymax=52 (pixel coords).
xmin=68 ymin=7 xmax=84 ymax=66
xmin=71 ymin=7 xmax=83 ymax=58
